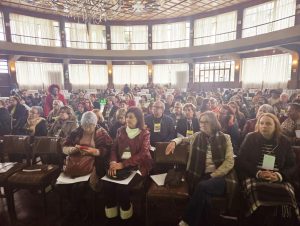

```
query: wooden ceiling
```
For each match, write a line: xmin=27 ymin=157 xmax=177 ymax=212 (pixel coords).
xmin=1 ymin=0 xmax=253 ymax=22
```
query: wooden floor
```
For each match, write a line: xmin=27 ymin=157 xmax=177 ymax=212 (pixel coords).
xmin=0 ymin=188 xmax=239 ymax=226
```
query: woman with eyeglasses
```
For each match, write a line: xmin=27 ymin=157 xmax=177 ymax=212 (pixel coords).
xmin=22 ymin=106 xmax=47 ymax=136
xmin=48 ymin=106 xmax=78 ymax=138
xmin=237 ymin=113 xmax=299 ymax=226
xmin=165 ymin=111 xmax=234 ymax=226
xmin=47 ymin=99 xmax=64 ymax=128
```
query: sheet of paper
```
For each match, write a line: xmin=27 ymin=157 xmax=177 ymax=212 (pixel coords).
xmin=0 ymin=162 xmax=17 ymax=173
xmin=56 ymin=172 xmax=91 ymax=184
xmin=101 ymin=171 xmax=137 ymax=185
xmin=262 ymin=154 xmax=276 ymax=170
xmin=150 ymin=173 xmax=167 ymax=186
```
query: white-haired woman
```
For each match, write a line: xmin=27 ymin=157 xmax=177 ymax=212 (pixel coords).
xmin=61 ymin=111 xmax=113 ymax=223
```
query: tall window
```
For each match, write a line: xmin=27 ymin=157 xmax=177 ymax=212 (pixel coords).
xmin=65 ymin=23 xmax=106 ymax=49
xmin=194 ymin=61 xmax=235 ymax=83
xmin=242 ymin=0 xmax=296 ymax=37
xmin=69 ymin=64 xmax=108 ymax=90
xmin=194 ymin=11 xmax=237 ymax=46
xmin=113 ymin=65 xmax=148 ymax=89
xmin=16 ymin=62 xmax=64 ymax=90
xmin=10 ymin=14 xmax=60 ymax=47
xmin=110 ymin=26 xmax=148 ymax=50
xmin=241 ymin=54 xmax=292 ymax=89
xmin=153 ymin=64 xmax=189 ymax=85
xmin=0 ymin=12 xmax=5 ymax=41
xmin=152 ymin=22 xmax=190 ymax=49
xmin=0 ymin=59 xmax=8 ymax=73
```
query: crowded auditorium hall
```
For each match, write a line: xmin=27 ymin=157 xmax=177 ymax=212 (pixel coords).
xmin=0 ymin=0 xmax=300 ymax=226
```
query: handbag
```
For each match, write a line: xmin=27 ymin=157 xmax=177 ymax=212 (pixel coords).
xmin=164 ymin=168 xmax=184 ymax=188
xmin=106 ymin=168 xmax=132 ymax=181
xmin=64 ymin=155 xmax=94 ymax=177
xmin=155 ymin=142 xmax=188 ymax=165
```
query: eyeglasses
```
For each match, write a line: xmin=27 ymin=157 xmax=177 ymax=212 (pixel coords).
xmin=29 ymin=111 xmax=38 ymax=115
xmin=153 ymin=106 xmax=163 ymax=109
xmin=199 ymin=120 xmax=209 ymax=124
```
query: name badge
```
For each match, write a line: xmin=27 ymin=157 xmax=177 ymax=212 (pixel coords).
xmin=154 ymin=123 xmax=161 ymax=133
xmin=186 ymin=130 xmax=194 ymax=136
xmin=262 ymin=154 xmax=276 ymax=170
xmin=121 ymin=151 xmax=131 ymax=160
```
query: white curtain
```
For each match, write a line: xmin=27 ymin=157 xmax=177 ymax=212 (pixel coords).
xmin=242 ymin=0 xmax=296 ymax=38
xmin=241 ymin=53 xmax=292 ymax=89
xmin=88 ymin=24 xmax=107 ymax=49
xmin=65 ymin=23 xmax=89 ymax=49
xmin=113 ymin=65 xmax=148 ymax=89
xmin=16 ymin=62 xmax=64 ymax=90
xmin=0 ymin=60 xmax=9 ymax=73
xmin=110 ymin=26 xmax=148 ymax=50
xmin=10 ymin=14 xmax=61 ymax=47
xmin=69 ymin=64 xmax=108 ymax=90
xmin=194 ymin=11 xmax=237 ymax=46
xmin=153 ymin=64 xmax=189 ymax=85
xmin=152 ymin=22 xmax=190 ymax=49
xmin=0 ymin=12 xmax=5 ymax=41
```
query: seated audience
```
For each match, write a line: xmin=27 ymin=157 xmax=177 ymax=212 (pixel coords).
xmin=281 ymin=101 xmax=300 ymax=145
xmin=44 ymin=84 xmax=66 ymax=117
xmin=145 ymin=101 xmax=175 ymax=146
xmin=8 ymin=96 xmax=28 ymax=135
xmin=0 ymin=100 xmax=11 ymax=136
xmin=47 ymin=99 xmax=64 ymax=127
xmin=237 ymin=113 xmax=299 ymax=226
xmin=22 ymin=106 xmax=47 ymax=136
xmin=92 ymin=109 xmax=109 ymax=132
xmin=48 ymin=106 xmax=78 ymax=138
xmin=176 ymin=103 xmax=200 ymax=137
xmin=104 ymin=107 xmax=152 ymax=220
xmin=109 ymin=108 xmax=127 ymax=139
xmin=166 ymin=111 xmax=234 ymax=226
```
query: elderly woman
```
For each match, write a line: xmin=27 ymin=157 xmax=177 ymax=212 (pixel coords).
xmin=237 ymin=113 xmax=299 ymax=225
xmin=22 ymin=106 xmax=47 ymax=136
xmin=104 ymin=107 xmax=152 ymax=220
xmin=176 ymin=103 xmax=200 ymax=137
xmin=48 ymin=106 xmax=78 ymax=138
xmin=47 ymin=99 xmax=64 ymax=128
xmin=166 ymin=111 xmax=234 ymax=226
xmin=62 ymin=111 xmax=113 ymax=222
xmin=109 ymin=108 xmax=127 ymax=139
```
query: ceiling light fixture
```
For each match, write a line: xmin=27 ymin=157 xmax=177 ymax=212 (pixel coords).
xmin=22 ymin=0 xmax=165 ymax=23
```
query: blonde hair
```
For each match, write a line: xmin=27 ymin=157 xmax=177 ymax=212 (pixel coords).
xmin=255 ymin=113 xmax=281 ymax=141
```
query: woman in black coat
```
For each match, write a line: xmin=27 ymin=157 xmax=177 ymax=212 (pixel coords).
xmin=8 ymin=96 xmax=28 ymax=135
xmin=22 ymin=106 xmax=47 ymax=136
xmin=0 ymin=100 xmax=11 ymax=136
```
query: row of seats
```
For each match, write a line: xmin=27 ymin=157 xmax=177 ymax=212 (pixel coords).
xmin=0 ymin=135 xmax=240 ymax=225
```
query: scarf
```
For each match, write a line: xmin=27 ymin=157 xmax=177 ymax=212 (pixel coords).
xmin=26 ymin=117 xmax=43 ymax=136
xmin=187 ymin=131 xmax=227 ymax=178
xmin=126 ymin=126 xmax=141 ymax=139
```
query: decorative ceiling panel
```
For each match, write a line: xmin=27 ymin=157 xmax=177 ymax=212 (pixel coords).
xmin=1 ymin=0 xmax=253 ymax=22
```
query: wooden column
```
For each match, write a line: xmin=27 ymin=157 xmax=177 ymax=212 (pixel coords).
xmin=234 ymin=59 xmax=242 ymax=88
xmin=106 ymin=25 xmax=111 ymax=50
xmin=295 ymin=0 xmax=300 ymax=25
xmin=3 ymin=11 xmax=12 ymax=42
xmin=148 ymin=25 xmax=152 ymax=50
xmin=236 ymin=9 xmax=243 ymax=39
xmin=290 ymin=53 xmax=300 ymax=89
xmin=188 ymin=63 xmax=194 ymax=90
xmin=8 ymin=60 xmax=17 ymax=88
xmin=63 ymin=59 xmax=72 ymax=91
xmin=107 ymin=62 xmax=113 ymax=88
xmin=59 ymin=20 xmax=67 ymax=48
xmin=189 ymin=20 xmax=194 ymax=47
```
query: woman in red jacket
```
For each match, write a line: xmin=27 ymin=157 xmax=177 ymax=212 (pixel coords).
xmin=104 ymin=107 xmax=152 ymax=220
xmin=44 ymin=84 xmax=66 ymax=117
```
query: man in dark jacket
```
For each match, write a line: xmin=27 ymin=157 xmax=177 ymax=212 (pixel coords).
xmin=0 ymin=100 xmax=11 ymax=136
xmin=145 ymin=101 xmax=175 ymax=146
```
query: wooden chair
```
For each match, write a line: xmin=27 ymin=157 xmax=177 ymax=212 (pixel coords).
xmin=146 ymin=142 xmax=190 ymax=226
xmin=5 ymin=136 xmax=62 ymax=221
